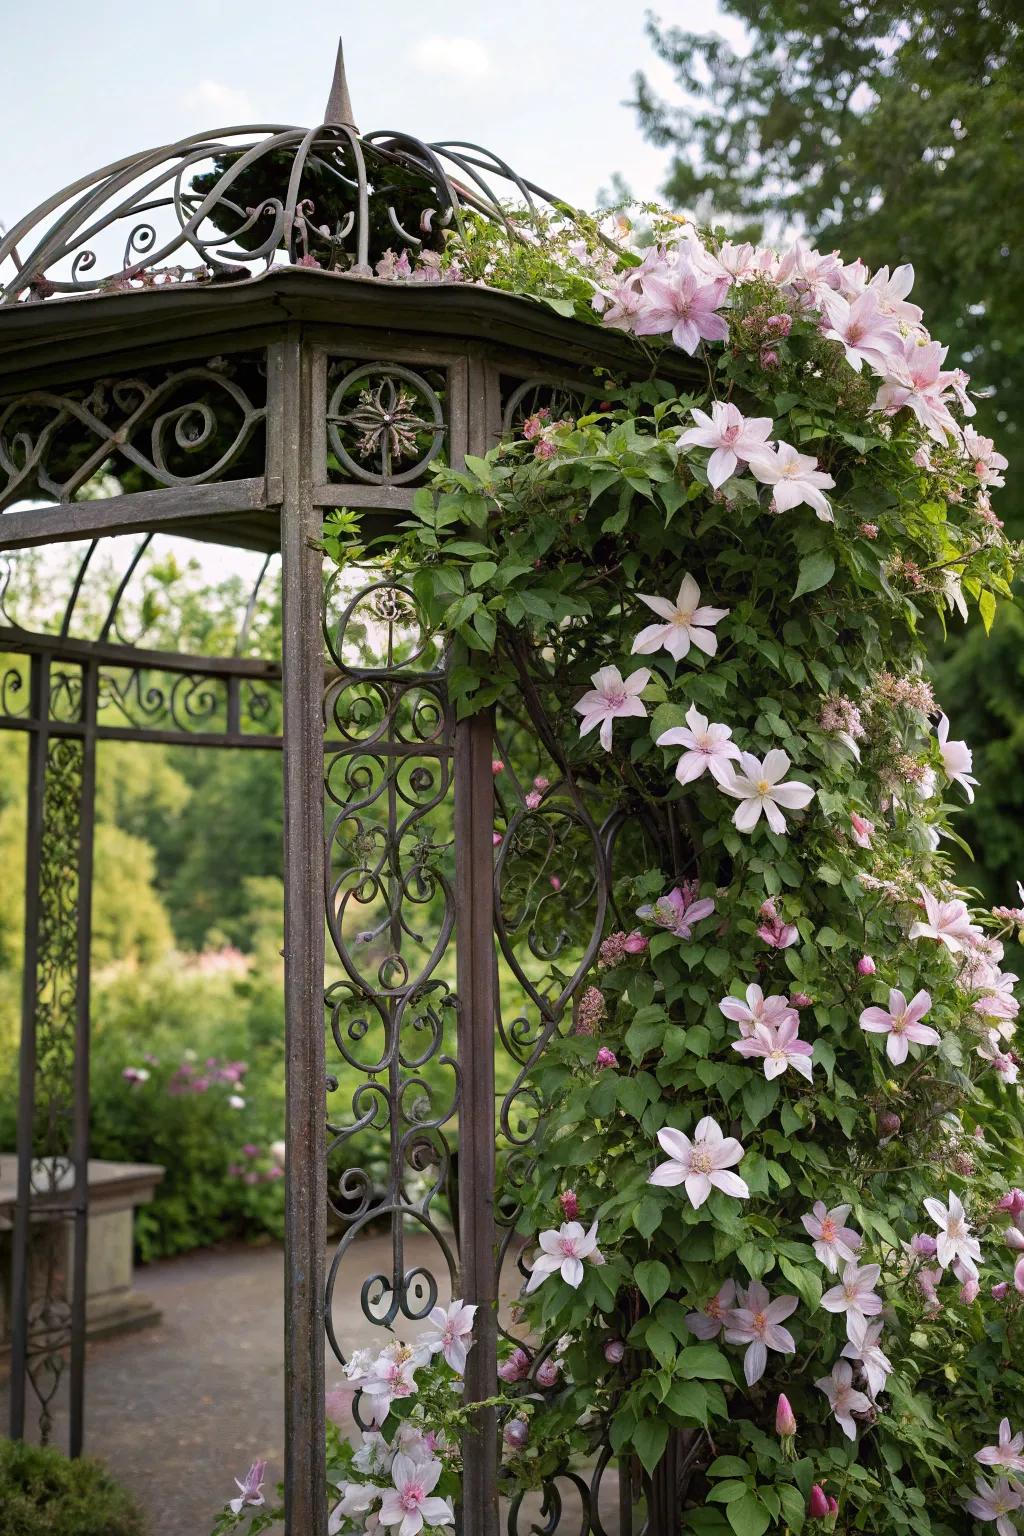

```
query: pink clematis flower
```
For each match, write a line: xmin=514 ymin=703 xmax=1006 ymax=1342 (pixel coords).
xmin=656 ymin=703 xmax=742 ymax=785
xmin=632 ymin=265 xmax=730 ymax=355
xmin=229 ymin=1460 xmax=267 ymax=1515
xmin=685 ymin=1279 xmax=737 ymax=1340
xmin=923 ymin=1191 xmax=982 ymax=1279
xmin=820 ymin=1262 xmax=883 ymax=1337
xmin=497 ymin=1348 xmax=530 ymax=1384
xmin=841 ymin=1315 xmax=893 ymax=1399
xmin=723 ymin=1280 xmax=798 ymax=1386
xmin=858 ymin=988 xmax=938 ymax=1065
xmin=649 ymin=1117 xmax=749 ymax=1208
xmin=677 ymin=401 xmax=774 ymax=488
xmin=637 ymin=883 xmax=715 ymax=939
xmin=801 ymin=1202 xmax=862 ymax=1274
xmin=816 ymin=1360 xmax=871 ymax=1441
xmin=866 ymin=263 xmax=923 ymax=325
xmin=732 ymin=1017 xmax=814 ymax=1082
xmin=525 ymin=1221 xmax=602 ymax=1293
xmin=756 ymin=900 xmax=799 ymax=948
xmin=936 ymin=714 xmax=979 ymax=803
xmin=422 ymin=1299 xmax=476 ymax=1375
xmin=908 ymin=885 xmax=977 ymax=953
xmin=978 ymin=1031 xmax=1019 ymax=1084
xmin=631 ymin=574 xmax=729 ymax=662
xmin=822 ymin=290 xmax=903 ymax=372
xmin=962 ymin=428 xmax=1008 ymax=488
xmin=379 ymin=1454 xmax=454 ymax=1535
xmin=719 ymin=983 xmax=797 ymax=1037
xmin=719 ymin=750 xmax=815 ymax=835
xmin=872 ymin=337 xmax=962 ymax=443
xmin=748 ymin=441 xmax=836 ymax=521
xmin=574 ymin=666 xmax=650 ymax=751
xmin=978 ymin=1421 xmax=1024 ymax=1472
xmin=351 ymin=1342 xmax=426 ymax=1424
xmin=964 ymin=1476 xmax=1024 ymax=1536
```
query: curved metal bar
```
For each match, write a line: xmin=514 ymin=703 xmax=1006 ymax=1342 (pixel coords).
xmin=98 ymin=532 xmax=153 ymax=644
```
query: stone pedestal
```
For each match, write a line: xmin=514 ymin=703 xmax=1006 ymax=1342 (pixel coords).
xmin=0 ymin=1158 xmax=165 ymax=1350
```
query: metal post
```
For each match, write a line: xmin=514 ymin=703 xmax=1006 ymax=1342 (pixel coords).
xmin=454 ymin=709 xmax=498 ymax=1536
xmin=274 ymin=331 xmax=328 ymax=1535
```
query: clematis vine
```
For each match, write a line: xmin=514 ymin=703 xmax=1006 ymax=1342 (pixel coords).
xmin=649 ymin=1117 xmax=749 ymax=1208
xmin=963 ymin=1476 xmax=1023 ymax=1536
xmin=631 ymin=574 xmax=729 ymax=662
xmin=422 ymin=1300 xmax=477 ymax=1375
xmin=908 ymin=885 xmax=978 ymax=952
xmin=228 ymin=1460 xmax=267 ymax=1515
xmin=631 ymin=264 xmax=730 ymax=355
xmin=976 ymin=1420 xmax=1024 ymax=1472
xmin=379 ymin=1455 xmax=454 ymax=1535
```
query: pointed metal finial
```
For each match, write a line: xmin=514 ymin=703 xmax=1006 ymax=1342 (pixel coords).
xmin=324 ymin=39 xmax=357 ymax=129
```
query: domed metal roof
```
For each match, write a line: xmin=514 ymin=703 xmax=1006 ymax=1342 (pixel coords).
xmin=0 ymin=42 xmax=565 ymax=307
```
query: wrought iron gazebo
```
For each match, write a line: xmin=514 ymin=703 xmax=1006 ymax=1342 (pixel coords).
xmin=0 ymin=45 xmax=701 ymax=1534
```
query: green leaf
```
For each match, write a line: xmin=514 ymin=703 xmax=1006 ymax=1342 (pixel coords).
xmin=635 ymin=1260 xmax=671 ymax=1308
xmin=778 ymin=1483 xmax=806 ymax=1531
xmin=677 ymin=1343 xmax=736 ymax=1384
xmin=779 ymin=1254 xmax=822 ymax=1311
xmin=632 ymin=1195 xmax=663 ymax=1239
xmin=980 ymin=587 xmax=997 ymax=633
xmin=793 ymin=550 xmax=835 ymax=600
xmin=707 ymin=1457 xmax=753 ymax=1480
xmin=726 ymin=1492 xmax=771 ymax=1536
xmin=633 ymin=1418 xmax=668 ymax=1476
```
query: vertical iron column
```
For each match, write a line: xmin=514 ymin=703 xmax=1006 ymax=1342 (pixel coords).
xmin=454 ymin=709 xmax=499 ymax=1535
xmin=273 ymin=332 xmax=328 ymax=1536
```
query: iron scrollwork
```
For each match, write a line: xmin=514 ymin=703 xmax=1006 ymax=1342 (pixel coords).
xmin=321 ymin=574 xmax=460 ymax=1387
xmin=326 ymin=362 xmax=447 ymax=486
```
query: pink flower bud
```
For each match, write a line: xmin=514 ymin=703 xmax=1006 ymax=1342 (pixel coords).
xmin=559 ymin=1189 xmax=579 ymax=1221
xmin=960 ymin=1278 xmax=980 ymax=1305
xmin=827 ymin=1497 xmax=839 ymax=1515
xmin=491 ymin=760 xmax=505 ymax=775
xmin=992 ymin=1281 xmax=1009 ymax=1300
xmin=603 ymin=1339 xmax=625 ymax=1364
xmin=759 ymin=899 xmax=778 ymax=921
xmin=549 ymin=875 xmax=561 ymax=891
xmin=624 ymin=931 xmax=648 ymax=954
xmin=595 ymin=1046 xmax=618 ymax=1070
xmin=533 ymin=776 xmax=550 ymax=791
xmin=525 ymin=791 xmax=542 ymax=809
xmin=1005 ymin=1227 xmax=1024 ymax=1252
xmin=535 ymin=1357 xmax=560 ymax=1388
xmin=791 ymin=992 xmax=812 ymax=1009
xmin=492 ymin=832 xmax=503 ymax=847
xmin=996 ymin=1188 xmax=1024 ymax=1216
xmin=503 ymin=1417 xmax=529 ymax=1450
xmin=775 ymin=1394 xmax=797 ymax=1438
xmin=1015 ymin=1255 xmax=1024 ymax=1295
xmin=808 ymin=1484 xmax=830 ymax=1519
xmin=856 ymin=954 xmax=876 ymax=976
xmin=498 ymin=1348 xmax=530 ymax=1384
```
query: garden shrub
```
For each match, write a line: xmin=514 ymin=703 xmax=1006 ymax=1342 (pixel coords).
xmin=0 ymin=1437 xmax=147 ymax=1536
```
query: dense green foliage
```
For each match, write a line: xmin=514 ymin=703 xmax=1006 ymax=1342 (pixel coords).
xmin=0 ymin=1439 xmax=147 ymax=1536
xmin=632 ymin=1 xmax=1024 ymax=904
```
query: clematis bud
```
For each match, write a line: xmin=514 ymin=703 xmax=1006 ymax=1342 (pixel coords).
xmin=960 ymin=1278 xmax=980 ymax=1305
xmin=877 ymin=1110 xmax=901 ymax=1144
xmin=492 ymin=832 xmax=503 ymax=847
xmin=603 ymin=1339 xmax=625 ymax=1365
xmin=1005 ymin=1227 xmax=1024 ymax=1252
xmin=827 ymin=1497 xmax=839 ymax=1515
xmin=775 ymin=1394 xmax=797 ymax=1438
xmin=503 ymin=1417 xmax=529 ymax=1450
xmin=491 ymin=760 xmax=504 ymax=775
xmin=498 ymin=1348 xmax=530 ymax=1384
xmin=535 ymin=1357 xmax=560 ymax=1388
xmin=533 ymin=776 xmax=550 ymax=791
xmin=992 ymin=1281 xmax=1009 ymax=1301
xmin=808 ymin=1484 xmax=830 ymax=1519
xmin=909 ymin=1231 xmax=937 ymax=1257
xmin=791 ymin=992 xmax=812 ymax=1009
xmin=856 ymin=954 xmax=876 ymax=976
xmin=996 ymin=1188 xmax=1024 ymax=1216
xmin=1015 ymin=1255 xmax=1024 ymax=1296
xmin=559 ymin=1189 xmax=579 ymax=1221
xmin=549 ymin=875 xmax=561 ymax=890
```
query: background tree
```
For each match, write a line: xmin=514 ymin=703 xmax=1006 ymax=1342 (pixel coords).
xmin=633 ymin=0 xmax=1024 ymax=898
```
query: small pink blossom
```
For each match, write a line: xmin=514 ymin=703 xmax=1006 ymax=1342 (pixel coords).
xmin=723 ymin=1280 xmax=798 ymax=1385
xmin=422 ymin=1299 xmax=476 ymax=1375
xmin=964 ymin=1475 xmax=1023 ymax=1536
xmin=574 ymin=665 xmax=650 ymax=752
xmin=719 ymin=983 xmax=798 ymax=1036
xmin=756 ymin=900 xmax=800 ymax=948
xmin=977 ymin=1420 xmax=1024 ymax=1472
xmin=992 ymin=1281 xmax=1010 ymax=1301
xmin=909 ymin=885 xmax=979 ymax=953
xmin=748 ymin=441 xmax=836 ymax=521
xmin=379 ymin=1454 xmax=453 ymax=1534
xmin=815 ymin=1359 xmax=871 ymax=1440
xmin=525 ymin=1220 xmax=602 ymax=1292
xmin=732 ymin=1016 xmax=814 ymax=1082
xmin=850 ymin=812 xmax=875 ymax=848
xmin=637 ymin=883 xmax=715 ymax=940
xmin=656 ymin=703 xmax=742 ymax=785
xmin=821 ymin=289 xmax=903 ymax=372
xmin=924 ymin=1190 xmax=982 ymax=1279
xmin=936 ymin=714 xmax=979 ymax=802
xmin=820 ymin=1262 xmax=883 ymax=1336
xmin=677 ymin=401 xmax=774 ymax=488
xmin=859 ymin=987 xmax=938 ymax=1065
xmin=632 ymin=265 xmax=730 ymax=355
xmin=228 ymin=1460 xmax=267 ymax=1515
xmin=685 ymin=1279 xmax=736 ymax=1339
xmin=649 ymin=1117 xmax=749 ymax=1208
xmin=631 ymin=573 xmax=729 ymax=662
xmin=841 ymin=1315 xmax=893 ymax=1398
xmin=996 ymin=1189 xmax=1024 ymax=1216
xmin=801 ymin=1202 xmax=862 ymax=1274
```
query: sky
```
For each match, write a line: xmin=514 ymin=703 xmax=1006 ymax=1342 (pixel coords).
xmin=0 ymin=1 xmax=746 ymax=591
xmin=0 ymin=1 xmax=746 ymax=228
